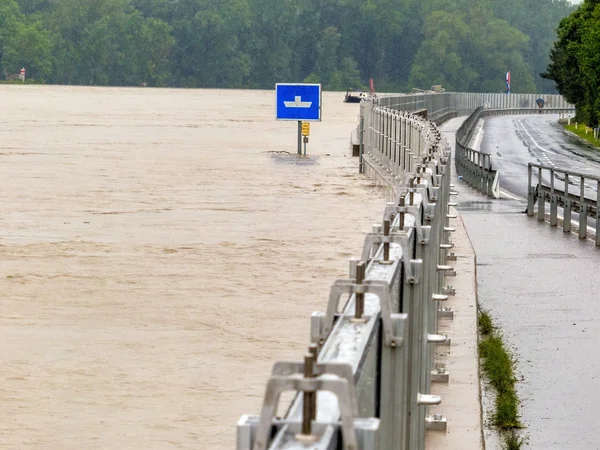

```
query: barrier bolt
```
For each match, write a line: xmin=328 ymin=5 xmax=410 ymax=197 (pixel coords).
xmin=354 ymin=262 xmax=365 ymax=320
xmin=399 ymin=195 xmax=406 ymax=230
xmin=308 ymin=344 xmax=319 ymax=421
xmin=383 ymin=219 xmax=390 ymax=261
xmin=301 ymin=353 xmax=315 ymax=437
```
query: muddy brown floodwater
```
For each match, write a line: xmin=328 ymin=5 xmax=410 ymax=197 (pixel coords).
xmin=0 ymin=86 xmax=386 ymax=449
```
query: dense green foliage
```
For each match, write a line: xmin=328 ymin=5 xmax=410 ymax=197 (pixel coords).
xmin=0 ymin=0 xmax=573 ymax=92
xmin=543 ymin=0 xmax=600 ymax=125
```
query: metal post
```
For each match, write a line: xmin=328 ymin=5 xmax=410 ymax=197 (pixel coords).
xmin=564 ymin=173 xmax=572 ymax=233
xmin=550 ymin=170 xmax=558 ymax=226
xmin=527 ymin=164 xmax=534 ymax=216
xmin=297 ymin=121 xmax=302 ymax=155
xmin=301 ymin=353 xmax=315 ymax=436
xmin=579 ymin=177 xmax=588 ymax=239
xmin=537 ymin=167 xmax=545 ymax=221
xmin=355 ymin=262 xmax=365 ymax=320
xmin=383 ymin=220 xmax=390 ymax=261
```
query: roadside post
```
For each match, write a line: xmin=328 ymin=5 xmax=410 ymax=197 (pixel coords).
xmin=275 ymin=83 xmax=322 ymax=155
xmin=301 ymin=122 xmax=310 ymax=155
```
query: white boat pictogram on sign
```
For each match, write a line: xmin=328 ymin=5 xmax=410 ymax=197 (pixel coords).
xmin=284 ymin=96 xmax=312 ymax=108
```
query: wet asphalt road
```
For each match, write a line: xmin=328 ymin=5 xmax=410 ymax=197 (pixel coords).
xmin=477 ymin=114 xmax=600 ymax=200
xmin=441 ymin=116 xmax=600 ymax=449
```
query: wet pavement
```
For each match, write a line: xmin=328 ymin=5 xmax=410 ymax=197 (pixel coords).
xmin=477 ymin=114 xmax=600 ymax=199
xmin=441 ymin=117 xmax=600 ymax=449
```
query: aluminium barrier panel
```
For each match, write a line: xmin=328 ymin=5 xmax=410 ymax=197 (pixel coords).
xmin=237 ymin=101 xmax=458 ymax=450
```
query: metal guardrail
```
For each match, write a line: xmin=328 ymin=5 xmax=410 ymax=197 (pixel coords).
xmin=527 ymin=163 xmax=600 ymax=246
xmin=238 ymin=102 xmax=458 ymax=450
xmin=455 ymin=107 xmax=499 ymax=198
xmin=455 ymin=107 xmax=576 ymax=198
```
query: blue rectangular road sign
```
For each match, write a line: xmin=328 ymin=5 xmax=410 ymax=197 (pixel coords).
xmin=276 ymin=83 xmax=322 ymax=121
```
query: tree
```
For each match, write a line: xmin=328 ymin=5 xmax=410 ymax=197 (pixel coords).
xmin=0 ymin=0 xmax=24 ymax=78
xmin=409 ymin=5 xmax=535 ymax=93
xmin=170 ymin=0 xmax=251 ymax=88
xmin=543 ymin=0 xmax=600 ymax=125
xmin=2 ymin=21 xmax=54 ymax=81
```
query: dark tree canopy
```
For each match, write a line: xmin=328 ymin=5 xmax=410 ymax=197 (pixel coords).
xmin=0 ymin=0 xmax=574 ymax=93
xmin=543 ymin=0 xmax=600 ymax=125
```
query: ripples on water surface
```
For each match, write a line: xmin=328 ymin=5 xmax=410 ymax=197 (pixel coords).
xmin=0 ymin=86 xmax=385 ymax=449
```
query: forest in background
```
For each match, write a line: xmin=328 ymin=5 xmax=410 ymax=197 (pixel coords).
xmin=543 ymin=0 xmax=600 ymax=126
xmin=0 ymin=0 xmax=574 ymax=93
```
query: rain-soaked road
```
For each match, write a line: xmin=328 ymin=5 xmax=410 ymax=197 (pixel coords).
xmin=442 ymin=116 xmax=600 ymax=449
xmin=475 ymin=114 xmax=600 ymax=199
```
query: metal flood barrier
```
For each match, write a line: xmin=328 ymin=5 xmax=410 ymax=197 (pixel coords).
xmin=527 ymin=163 xmax=600 ymax=246
xmin=237 ymin=100 xmax=458 ymax=450
xmin=374 ymin=92 xmax=573 ymax=125
xmin=455 ymin=106 xmax=576 ymax=199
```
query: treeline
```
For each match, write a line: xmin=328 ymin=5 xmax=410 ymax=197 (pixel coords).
xmin=0 ymin=0 xmax=573 ymax=92
xmin=543 ymin=0 xmax=600 ymax=126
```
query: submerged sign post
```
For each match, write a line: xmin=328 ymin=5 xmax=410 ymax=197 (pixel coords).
xmin=276 ymin=83 xmax=322 ymax=155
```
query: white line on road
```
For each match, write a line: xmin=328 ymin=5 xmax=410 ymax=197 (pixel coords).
xmin=500 ymin=189 xmax=522 ymax=200
xmin=517 ymin=119 xmax=550 ymax=153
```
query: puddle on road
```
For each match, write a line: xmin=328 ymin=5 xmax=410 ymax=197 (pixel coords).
xmin=526 ymin=253 xmax=577 ymax=259
xmin=457 ymin=200 xmax=494 ymax=211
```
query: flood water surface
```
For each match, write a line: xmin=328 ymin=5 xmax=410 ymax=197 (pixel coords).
xmin=0 ymin=86 xmax=385 ymax=449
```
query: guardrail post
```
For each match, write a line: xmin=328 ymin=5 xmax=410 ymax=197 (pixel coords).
xmin=550 ymin=170 xmax=558 ymax=227
xmin=485 ymin=156 xmax=494 ymax=198
xmin=564 ymin=173 xmax=572 ymax=233
xmin=477 ymin=153 xmax=483 ymax=194
xmin=527 ymin=164 xmax=535 ymax=216
xmin=537 ymin=167 xmax=545 ymax=221
xmin=579 ymin=177 xmax=588 ymax=239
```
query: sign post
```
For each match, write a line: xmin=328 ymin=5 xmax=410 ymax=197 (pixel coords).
xmin=275 ymin=83 xmax=322 ymax=155
xmin=301 ymin=122 xmax=310 ymax=155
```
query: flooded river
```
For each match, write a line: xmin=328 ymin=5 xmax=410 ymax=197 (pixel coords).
xmin=0 ymin=87 xmax=385 ymax=449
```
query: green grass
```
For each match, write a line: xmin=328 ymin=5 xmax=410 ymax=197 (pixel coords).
xmin=503 ymin=431 xmax=527 ymax=450
xmin=563 ymin=123 xmax=600 ymax=148
xmin=478 ymin=310 xmax=494 ymax=335
xmin=478 ymin=311 xmax=523 ymax=432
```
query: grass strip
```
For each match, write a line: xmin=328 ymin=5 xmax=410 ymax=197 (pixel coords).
xmin=503 ymin=432 xmax=527 ymax=450
xmin=563 ymin=123 xmax=600 ymax=149
xmin=478 ymin=311 xmax=524 ymax=448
